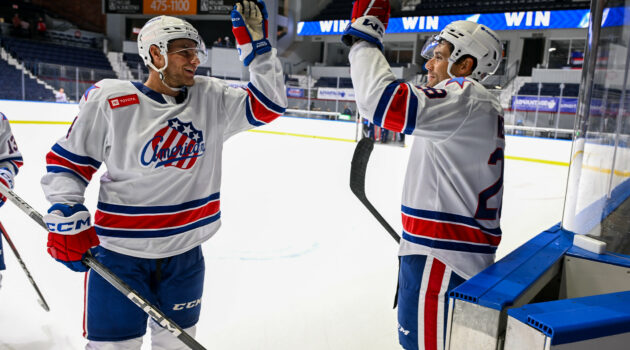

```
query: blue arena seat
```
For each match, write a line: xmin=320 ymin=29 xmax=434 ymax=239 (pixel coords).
xmin=1 ymin=37 xmax=112 ymax=71
xmin=0 ymin=60 xmax=54 ymax=101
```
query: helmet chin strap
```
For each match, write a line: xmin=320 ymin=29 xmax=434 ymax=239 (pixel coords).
xmin=446 ymin=61 xmax=456 ymax=79
xmin=446 ymin=60 xmax=476 ymax=80
xmin=148 ymin=52 xmax=185 ymax=93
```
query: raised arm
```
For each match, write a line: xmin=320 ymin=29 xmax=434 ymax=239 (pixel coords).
xmin=222 ymin=0 xmax=287 ymax=139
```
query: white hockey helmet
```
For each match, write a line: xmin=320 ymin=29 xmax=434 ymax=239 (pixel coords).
xmin=137 ymin=16 xmax=207 ymax=74
xmin=421 ymin=21 xmax=503 ymax=81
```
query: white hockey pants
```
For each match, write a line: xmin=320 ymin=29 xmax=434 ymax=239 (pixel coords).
xmin=85 ymin=322 xmax=197 ymax=350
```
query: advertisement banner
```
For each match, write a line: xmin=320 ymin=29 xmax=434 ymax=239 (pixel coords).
xmin=197 ymin=0 xmax=231 ymax=14
xmin=559 ymin=98 xmax=578 ymax=113
xmin=512 ymin=96 xmax=558 ymax=112
xmin=143 ymin=0 xmax=197 ymax=15
xmin=297 ymin=7 xmax=624 ymax=36
xmin=106 ymin=0 xmax=231 ymax=14
xmin=105 ymin=0 xmax=142 ymax=14
xmin=512 ymin=96 xmax=579 ymax=113
xmin=287 ymin=88 xmax=305 ymax=98
xmin=317 ymin=88 xmax=355 ymax=101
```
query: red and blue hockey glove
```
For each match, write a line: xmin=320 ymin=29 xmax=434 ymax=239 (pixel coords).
xmin=231 ymin=0 xmax=272 ymax=66
xmin=341 ymin=0 xmax=391 ymax=51
xmin=44 ymin=203 xmax=100 ymax=272
xmin=0 ymin=168 xmax=14 ymax=208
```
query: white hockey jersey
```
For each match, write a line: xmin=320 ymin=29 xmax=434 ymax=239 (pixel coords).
xmin=0 ymin=112 xmax=23 ymax=176
xmin=41 ymin=51 xmax=287 ymax=259
xmin=350 ymin=41 xmax=505 ymax=278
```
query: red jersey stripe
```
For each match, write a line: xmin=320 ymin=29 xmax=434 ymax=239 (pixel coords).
xmin=247 ymin=89 xmax=281 ymax=123
xmin=402 ymin=214 xmax=501 ymax=247
xmin=382 ymin=83 xmax=409 ymax=133
xmin=424 ymin=259 xmax=446 ymax=350
xmin=95 ymin=199 xmax=220 ymax=230
xmin=46 ymin=151 xmax=97 ymax=182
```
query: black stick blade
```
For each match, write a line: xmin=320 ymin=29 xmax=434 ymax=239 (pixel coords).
xmin=350 ymin=137 xmax=375 ymax=199
xmin=349 ymin=137 xmax=400 ymax=243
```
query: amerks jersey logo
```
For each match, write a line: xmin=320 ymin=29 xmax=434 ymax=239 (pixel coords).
xmin=140 ymin=118 xmax=205 ymax=169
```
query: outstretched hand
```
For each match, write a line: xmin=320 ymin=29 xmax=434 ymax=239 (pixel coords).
xmin=350 ymin=0 xmax=391 ymax=28
xmin=234 ymin=0 xmax=265 ymax=41
xmin=341 ymin=0 xmax=391 ymax=51
xmin=231 ymin=0 xmax=271 ymax=66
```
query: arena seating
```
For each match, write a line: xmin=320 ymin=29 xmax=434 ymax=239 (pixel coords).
xmin=0 ymin=59 xmax=54 ymax=101
xmin=1 ymin=37 xmax=112 ymax=71
xmin=517 ymin=82 xmax=580 ymax=97
xmin=122 ymin=52 xmax=148 ymax=80
xmin=314 ymin=77 xmax=353 ymax=88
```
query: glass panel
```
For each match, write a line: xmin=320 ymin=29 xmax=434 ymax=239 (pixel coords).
xmin=562 ymin=3 xmax=630 ymax=252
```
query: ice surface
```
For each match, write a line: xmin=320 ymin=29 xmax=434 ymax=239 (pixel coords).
xmin=0 ymin=120 xmax=567 ymax=350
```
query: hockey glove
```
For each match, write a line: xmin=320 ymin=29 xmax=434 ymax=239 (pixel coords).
xmin=0 ymin=168 xmax=14 ymax=208
xmin=231 ymin=0 xmax=272 ymax=66
xmin=44 ymin=203 xmax=100 ymax=272
xmin=341 ymin=0 xmax=391 ymax=51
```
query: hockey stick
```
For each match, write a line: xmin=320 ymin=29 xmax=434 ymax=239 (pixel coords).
xmin=350 ymin=137 xmax=401 ymax=243
xmin=0 ymin=186 xmax=207 ymax=350
xmin=0 ymin=221 xmax=50 ymax=311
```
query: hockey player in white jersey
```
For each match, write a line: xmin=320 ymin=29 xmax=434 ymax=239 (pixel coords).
xmin=40 ymin=1 xmax=286 ymax=349
xmin=342 ymin=2 xmax=505 ymax=349
xmin=0 ymin=112 xmax=23 ymax=289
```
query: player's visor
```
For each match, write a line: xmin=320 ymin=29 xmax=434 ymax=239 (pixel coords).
xmin=420 ymin=35 xmax=441 ymax=60
xmin=167 ymin=40 xmax=208 ymax=64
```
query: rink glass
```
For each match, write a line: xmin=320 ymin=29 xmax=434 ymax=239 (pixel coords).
xmin=561 ymin=0 xmax=630 ymax=249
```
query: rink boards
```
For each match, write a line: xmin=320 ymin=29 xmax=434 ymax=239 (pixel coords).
xmin=0 ymin=99 xmax=574 ymax=166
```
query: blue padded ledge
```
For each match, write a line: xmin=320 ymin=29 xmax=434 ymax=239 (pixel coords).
xmin=567 ymin=245 xmax=630 ymax=269
xmin=449 ymin=223 xmax=573 ymax=310
xmin=507 ymin=291 xmax=630 ymax=345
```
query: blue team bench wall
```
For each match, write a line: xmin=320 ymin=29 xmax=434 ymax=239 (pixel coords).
xmin=508 ymin=290 xmax=630 ymax=346
xmin=450 ymin=224 xmax=630 ymax=309
xmin=449 ymin=224 xmax=571 ymax=309
xmin=449 ymin=223 xmax=630 ymax=345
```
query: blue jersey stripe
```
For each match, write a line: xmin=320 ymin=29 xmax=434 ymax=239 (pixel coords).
xmin=46 ymin=166 xmax=89 ymax=185
xmin=402 ymin=205 xmax=502 ymax=236
xmin=52 ymin=144 xmax=101 ymax=168
xmin=0 ymin=156 xmax=23 ymax=174
xmin=402 ymin=232 xmax=498 ymax=254
xmin=247 ymin=82 xmax=286 ymax=114
xmin=245 ymin=98 xmax=265 ymax=126
xmin=8 ymin=162 xmax=17 ymax=175
xmin=373 ymin=81 xmax=402 ymax=127
xmin=403 ymin=86 xmax=418 ymax=135
xmin=0 ymin=156 xmax=23 ymax=163
xmin=97 ymin=192 xmax=220 ymax=214
xmin=83 ymin=85 xmax=98 ymax=100
xmin=95 ymin=212 xmax=221 ymax=238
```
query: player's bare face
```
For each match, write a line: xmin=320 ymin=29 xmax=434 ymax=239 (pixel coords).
xmin=164 ymin=39 xmax=201 ymax=88
xmin=425 ymin=43 xmax=452 ymax=87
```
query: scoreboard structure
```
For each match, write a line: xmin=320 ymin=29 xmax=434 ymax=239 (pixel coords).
xmin=104 ymin=0 xmax=231 ymax=15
